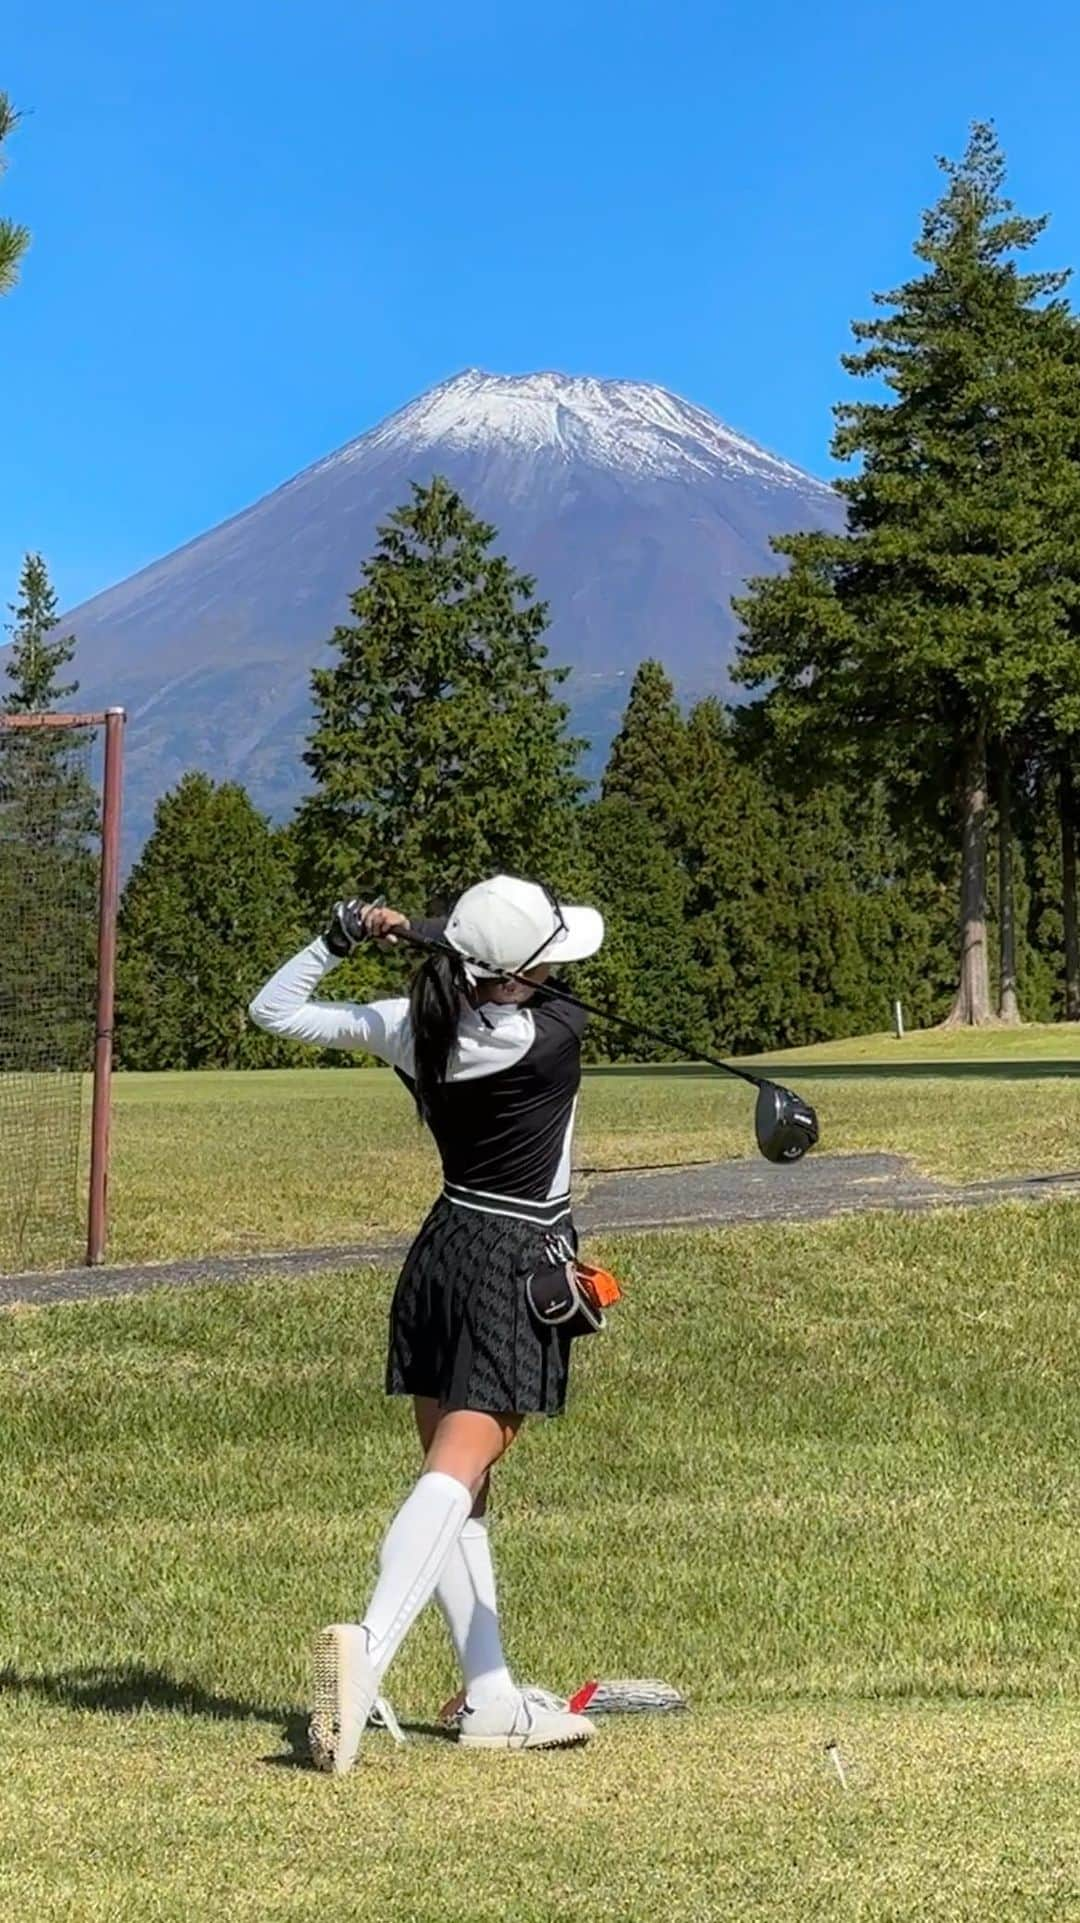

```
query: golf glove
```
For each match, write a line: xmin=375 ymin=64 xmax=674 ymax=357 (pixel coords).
xmin=324 ymin=898 xmax=369 ymax=958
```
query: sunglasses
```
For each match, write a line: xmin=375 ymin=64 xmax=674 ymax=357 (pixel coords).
xmin=511 ymin=876 xmax=568 ymax=978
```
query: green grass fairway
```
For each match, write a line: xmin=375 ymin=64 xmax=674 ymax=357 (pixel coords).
xmin=759 ymin=1018 xmax=1080 ymax=1065
xmin=4 ymin=1205 xmax=1080 ymax=1918
xmin=100 ymin=1027 xmax=1080 ymax=1263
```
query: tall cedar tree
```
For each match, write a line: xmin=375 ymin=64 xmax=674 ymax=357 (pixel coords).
xmin=1013 ymin=747 xmax=1075 ymax=1021
xmin=0 ymin=94 xmax=28 ymax=295
xmin=1 ymin=555 xmax=97 ymax=1070
xmin=575 ymin=796 xmax=707 ymax=1060
xmin=679 ymin=702 xmax=868 ymax=1051
xmin=1042 ymin=318 xmax=1080 ymax=1021
xmin=295 ymin=479 xmax=583 ymax=917
xmin=995 ymin=311 xmax=1080 ymax=1022
xmin=2 ymin=553 xmax=92 ymax=837
xmin=4 ymin=552 xmax=77 ymax=712
xmin=576 ymin=662 xmax=702 ymax=1055
xmin=117 ymin=774 xmax=303 ymax=1069
xmin=679 ymin=702 xmax=956 ymax=1049
xmin=601 ymin=660 xmax=687 ymax=828
xmin=1062 ymin=754 xmax=1080 ymax=1019
xmin=734 ymin=125 xmax=1080 ymax=1026
xmin=581 ymin=662 xmax=707 ymax=1056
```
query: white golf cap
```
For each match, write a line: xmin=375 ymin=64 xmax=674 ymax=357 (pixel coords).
xmin=445 ymin=875 xmax=604 ymax=979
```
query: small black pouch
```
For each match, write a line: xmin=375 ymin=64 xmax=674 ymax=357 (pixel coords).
xmin=525 ymin=1236 xmax=605 ymax=1337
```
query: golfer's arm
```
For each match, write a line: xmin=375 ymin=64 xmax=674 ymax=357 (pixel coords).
xmin=247 ymin=938 xmax=408 ymax=1060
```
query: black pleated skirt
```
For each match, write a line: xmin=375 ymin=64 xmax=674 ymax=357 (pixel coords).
xmin=386 ymin=1195 xmax=575 ymax=1417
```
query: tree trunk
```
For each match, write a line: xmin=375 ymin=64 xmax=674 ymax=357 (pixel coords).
xmin=996 ymin=756 xmax=1021 ymax=1024
xmin=941 ymin=727 xmax=996 ymax=1027
xmin=1062 ymin=755 xmax=1080 ymax=1022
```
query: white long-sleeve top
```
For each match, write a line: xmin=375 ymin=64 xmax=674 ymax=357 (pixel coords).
xmin=248 ymin=937 xmax=588 ymax=1208
xmin=249 ymin=937 xmax=412 ymax=1060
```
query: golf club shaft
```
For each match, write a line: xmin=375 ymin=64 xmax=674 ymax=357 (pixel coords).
xmin=532 ymin=987 xmax=765 ymax=1088
xmin=387 ymin=920 xmax=766 ymax=1091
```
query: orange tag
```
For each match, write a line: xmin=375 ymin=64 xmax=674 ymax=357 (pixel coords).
xmin=576 ymin=1262 xmax=622 ymax=1309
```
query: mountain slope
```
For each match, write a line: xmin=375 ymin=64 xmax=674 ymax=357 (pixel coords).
xmin=67 ymin=370 xmax=845 ymax=856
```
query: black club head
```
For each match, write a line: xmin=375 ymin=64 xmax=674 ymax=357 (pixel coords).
xmin=755 ymin=1082 xmax=819 ymax=1163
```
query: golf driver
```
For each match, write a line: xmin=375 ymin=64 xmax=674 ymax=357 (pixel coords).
xmin=354 ymin=901 xmax=819 ymax=1164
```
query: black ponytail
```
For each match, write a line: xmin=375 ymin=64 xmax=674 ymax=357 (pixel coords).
xmin=408 ymin=950 xmax=470 ymax=1120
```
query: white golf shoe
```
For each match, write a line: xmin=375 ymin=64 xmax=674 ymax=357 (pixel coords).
xmin=456 ymin=1685 xmax=595 ymax=1751
xmin=308 ymin=1624 xmax=381 ymax=1775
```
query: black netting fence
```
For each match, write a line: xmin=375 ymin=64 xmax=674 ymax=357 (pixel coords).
xmin=0 ymin=719 xmax=102 ymax=1269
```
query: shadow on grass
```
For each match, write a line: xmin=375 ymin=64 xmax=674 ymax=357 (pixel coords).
xmin=0 ymin=1662 xmax=287 ymax=1723
xmin=576 ymin=1157 xmax=721 ymax=1176
xmin=0 ymin=1664 xmax=451 ymax=1767
xmin=0 ymin=1663 xmax=309 ymax=1764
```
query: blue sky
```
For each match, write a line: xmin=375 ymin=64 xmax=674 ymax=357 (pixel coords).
xmin=4 ymin=0 xmax=1080 ymax=611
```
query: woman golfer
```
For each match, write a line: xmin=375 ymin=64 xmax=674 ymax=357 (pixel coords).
xmin=249 ymin=874 xmax=605 ymax=1771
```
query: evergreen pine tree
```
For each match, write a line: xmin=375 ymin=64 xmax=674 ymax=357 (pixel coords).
xmin=1 ymin=555 xmax=97 ymax=1069
xmin=2 ymin=552 xmax=95 ymax=851
xmin=735 ymin=125 xmax=1080 ymax=1026
xmin=575 ymin=795 xmax=705 ymax=1059
xmin=0 ymin=94 xmax=28 ymax=296
xmin=601 ymin=660 xmax=686 ymax=829
xmin=117 ymin=775 xmax=304 ymax=1069
xmin=1012 ymin=747 xmax=1074 ymax=1022
xmin=295 ymin=479 xmax=583 ymax=916
xmin=840 ymin=786 xmax=957 ymax=1033
xmin=4 ymin=554 xmax=76 ymax=712
xmin=1061 ymin=753 xmax=1080 ymax=1019
xmin=1038 ymin=315 xmax=1080 ymax=1017
xmin=676 ymin=702 xmax=868 ymax=1051
xmin=679 ymin=703 xmax=955 ymax=1050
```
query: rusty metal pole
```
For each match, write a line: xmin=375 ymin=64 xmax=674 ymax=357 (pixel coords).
xmin=87 ymin=708 xmax=126 ymax=1266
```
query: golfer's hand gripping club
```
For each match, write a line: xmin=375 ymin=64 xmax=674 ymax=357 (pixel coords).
xmin=324 ymin=894 xmax=407 ymax=957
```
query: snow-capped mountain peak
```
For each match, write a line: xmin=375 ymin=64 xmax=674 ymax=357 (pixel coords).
xmin=358 ymin=368 xmax=831 ymax=494
xmin=67 ymin=366 xmax=843 ymax=864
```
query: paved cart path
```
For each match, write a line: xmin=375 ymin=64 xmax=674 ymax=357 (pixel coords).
xmin=3 ymin=1152 xmax=1080 ymax=1308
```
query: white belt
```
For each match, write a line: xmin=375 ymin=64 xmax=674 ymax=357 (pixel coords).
xmin=442 ymin=1180 xmax=572 ymax=1227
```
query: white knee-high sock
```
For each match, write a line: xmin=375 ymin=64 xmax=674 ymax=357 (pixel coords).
xmin=435 ymin=1517 xmax=514 ymax=1706
xmin=360 ymin=1470 xmax=472 ymax=1677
